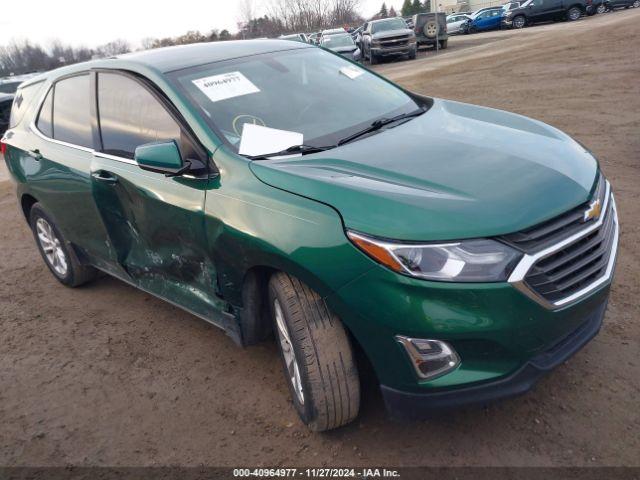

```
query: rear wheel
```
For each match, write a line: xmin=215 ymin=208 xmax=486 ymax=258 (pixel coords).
xmin=567 ymin=6 xmax=582 ymax=20
xmin=633 ymin=0 xmax=639 ymax=7
xmin=29 ymin=204 xmax=97 ymax=287
xmin=512 ymin=15 xmax=526 ymax=28
xmin=269 ymin=272 xmax=360 ymax=431
xmin=597 ymin=3 xmax=607 ymax=12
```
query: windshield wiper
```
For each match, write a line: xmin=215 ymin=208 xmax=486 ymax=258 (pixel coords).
xmin=337 ymin=106 xmax=427 ymax=146
xmin=246 ymin=143 xmax=336 ymax=160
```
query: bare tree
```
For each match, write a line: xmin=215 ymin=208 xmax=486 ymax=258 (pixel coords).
xmin=95 ymin=39 xmax=131 ymax=58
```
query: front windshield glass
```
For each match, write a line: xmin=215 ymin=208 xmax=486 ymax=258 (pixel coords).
xmin=371 ymin=18 xmax=407 ymax=33
xmin=169 ymin=47 xmax=419 ymax=153
xmin=321 ymin=34 xmax=355 ymax=48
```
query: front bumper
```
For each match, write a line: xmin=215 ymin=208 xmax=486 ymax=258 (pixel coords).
xmin=380 ymin=298 xmax=607 ymax=417
xmin=371 ymin=45 xmax=415 ymax=56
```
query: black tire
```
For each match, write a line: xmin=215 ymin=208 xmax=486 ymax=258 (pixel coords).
xmin=567 ymin=6 xmax=582 ymax=20
xmin=369 ymin=52 xmax=378 ymax=65
xmin=512 ymin=15 xmax=526 ymax=28
xmin=29 ymin=203 xmax=97 ymax=287
xmin=439 ymin=40 xmax=448 ymax=49
xmin=408 ymin=47 xmax=417 ymax=59
xmin=269 ymin=272 xmax=360 ymax=431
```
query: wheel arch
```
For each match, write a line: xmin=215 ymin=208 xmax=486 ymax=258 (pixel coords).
xmin=20 ymin=193 xmax=38 ymax=223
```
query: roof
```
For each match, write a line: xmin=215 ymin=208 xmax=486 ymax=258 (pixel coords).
xmin=20 ymin=40 xmax=314 ymax=88
xmin=119 ymin=39 xmax=312 ymax=72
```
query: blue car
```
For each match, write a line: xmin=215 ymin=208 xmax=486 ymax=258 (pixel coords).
xmin=465 ymin=7 xmax=505 ymax=33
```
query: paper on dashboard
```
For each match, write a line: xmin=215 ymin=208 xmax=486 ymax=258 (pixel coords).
xmin=238 ymin=124 xmax=303 ymax=158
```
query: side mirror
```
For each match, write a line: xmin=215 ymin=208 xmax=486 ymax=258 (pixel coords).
xmin=134 ymin=140 xmax=190 ymax=177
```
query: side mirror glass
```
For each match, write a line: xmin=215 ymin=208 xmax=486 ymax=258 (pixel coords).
xmin=134 ymin=140 xmax=190 ymax=177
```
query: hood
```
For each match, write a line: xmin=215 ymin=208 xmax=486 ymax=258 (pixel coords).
xmin=331 ymin=46 xmax=357 ymax=54
xmin=372 ymin=29 xmax=413 ymax=39
xmin=249 ymin=99 xmax=598 ymax=241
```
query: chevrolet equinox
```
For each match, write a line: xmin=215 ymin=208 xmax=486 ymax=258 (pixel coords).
xmin=1 ymin=40 xmax=618 ymax=431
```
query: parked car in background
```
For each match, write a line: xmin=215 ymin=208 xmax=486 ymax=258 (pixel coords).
xmin=279 ymin=33 xmax=308 ymax=43
xmin=466 ymin=7 xmax=505 ymax=33
xmin=2 ymin=39 xmax=618 ymax=432
xmin=0 ymin=93 xmax=13 ymax=136
xmin=446 ymin=13 xmax=472 ymax=33
xmin=320 ymin=32 xmax=359 ymax=60
xmin=0 ymin=73 xmax=41 ymax=94
xmin=503 ymin=0 xmax=586 ymax=28
xmin=412 ymin=12 xmax=448 ymax=48
xmin=604 ymin=0 xmax=639 ymax=9
xmin=320 ymin=28 xmax=346 ymax=41
xmin=359 ymin=17 xmax=417 ymax=64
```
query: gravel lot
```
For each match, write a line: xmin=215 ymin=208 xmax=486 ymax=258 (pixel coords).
xmin=1 ymin=9 xmax=639 ymax=467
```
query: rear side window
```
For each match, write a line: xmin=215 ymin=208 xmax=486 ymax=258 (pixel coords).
xmin=52 ymin=75 xmax=92 ymax=148
xmin=9 ymin=81 xmax=44 ymax=129
xmin=97 ymin=73 xmax=181 ymax=159
xmin=36 ymin=88 xmax=53 ymax=137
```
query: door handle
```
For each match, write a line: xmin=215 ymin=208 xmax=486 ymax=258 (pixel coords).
xmin=28 ymin=149 xmax=42 ymax=161
xmin=91 ymin=170 xmax=118 ymax=184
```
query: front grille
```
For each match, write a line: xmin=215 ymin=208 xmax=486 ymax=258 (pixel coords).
xmin=501 ymin=173 xmax=606 ymax=254
xmin=523 ymin=194 xmax=616 ymax=303
xmin=379 ymin=35 xmax=409 ymax=47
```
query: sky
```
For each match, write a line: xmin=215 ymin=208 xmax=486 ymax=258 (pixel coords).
xmin=0 ymin=0 xmax=407 ymax=49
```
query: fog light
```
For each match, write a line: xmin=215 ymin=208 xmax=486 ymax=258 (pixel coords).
xmin=395 ymin=336 xmax=460 ymax=380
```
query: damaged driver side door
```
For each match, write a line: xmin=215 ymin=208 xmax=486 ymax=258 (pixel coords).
xmin=90 ymin=70 xmax=227 ymax=322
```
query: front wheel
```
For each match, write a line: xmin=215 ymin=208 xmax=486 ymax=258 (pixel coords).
xmin=512 ymin=15 xmax=526 ymax=28
xmin=597 ymin=3 xmax=607 ymax=12
xmin=633 ymin=0 xmax=639 ymax=7
xmin=269 ymin=273 xmax=360 ymax=431
xmin=567 ymin=6 xmax=582 ymax=20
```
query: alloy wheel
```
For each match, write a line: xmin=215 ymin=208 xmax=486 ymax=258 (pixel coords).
xmin=634 ymin=0 xmax=639 ymax=7
xmin=568 ymin=7 xmax=581 ymax=19
xmin=513 ymin=16 xmax=526 ymax=28
xmin=274 ymin=298 xmax=305 ymax=405
xmin=597 ymin=3 xmax=607 ymax=12
xmin=36 ymin=218 xmax=68 ymax=277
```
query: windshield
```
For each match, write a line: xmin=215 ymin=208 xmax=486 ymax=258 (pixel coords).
xmin=169 ymin=47 xmax=419 ymax=153
xmin=321 ymin=34 xmax=355 ymax=48
xmin=371 ymin=18 xmax=407 ymax=33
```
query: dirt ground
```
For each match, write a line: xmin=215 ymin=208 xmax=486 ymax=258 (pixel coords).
xmin=1 ymin=10 xmax=639 ymax=468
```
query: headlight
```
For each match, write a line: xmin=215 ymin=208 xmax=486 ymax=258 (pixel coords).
xmin=347 ymin=231 xmax=522 ymax=282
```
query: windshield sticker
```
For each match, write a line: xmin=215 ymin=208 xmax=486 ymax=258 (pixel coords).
xmin=238 ymin=124 xmax=303 ymax=159
xmin=339 ymin=66 xmax=364 ymax=80
xmin=192 ymin=71 xmax=260 ymax=103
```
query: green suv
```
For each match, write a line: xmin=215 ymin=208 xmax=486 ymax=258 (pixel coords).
xmin=1 ymin=40 xmax=618 ymax=431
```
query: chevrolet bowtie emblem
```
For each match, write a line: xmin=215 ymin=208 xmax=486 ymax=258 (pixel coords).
xmin=583 ymin=198 xmax=602 ymax=222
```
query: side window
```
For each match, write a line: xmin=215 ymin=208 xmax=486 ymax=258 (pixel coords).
xmin=53 ymin=75 xmax=92 ymax=148
xmin=97 ymin=73 xmax=182 ymax=159
xmin=9 ymin=81 xmax=44 ymax=129
xmin=36 ymin=87 xmax=53 ymax=137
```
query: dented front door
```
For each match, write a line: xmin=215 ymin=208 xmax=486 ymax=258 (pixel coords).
xmin=90 ymin=153 xmax=224 ymax=320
